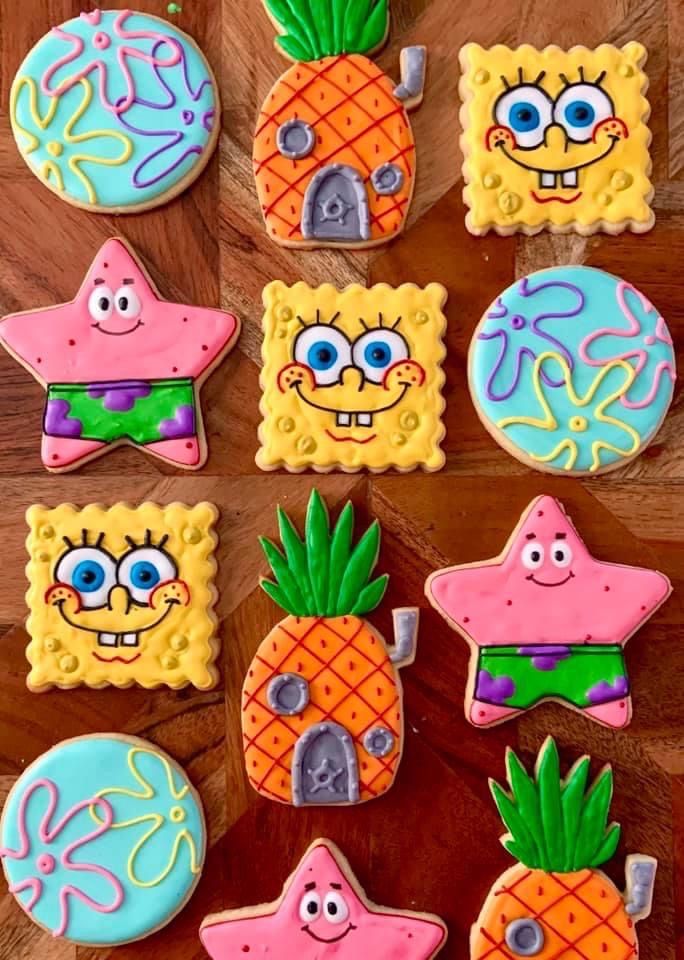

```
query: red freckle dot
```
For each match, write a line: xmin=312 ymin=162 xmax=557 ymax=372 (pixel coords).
xmin=537 ymin=510 xmax=544 ymax=517
xmin=172 ymin=366 xmax=178 ymax=372
xmin=506 ymin=599 xmax=512 ymax=606
xmin=103 ymin=262 xmax=108 ymax=268
xmin=185 ymin=442 xmax=193 ymax=449
xmin=585 ymin=634 xmax=592 ymax=641
xmin=37 ymin=357 xmax=42 ymax=363
xmin=604 ymin=585 xmax=610 ymax=592
xmin=479 ymin=709 xmax=486 ymax=718
xmin=252 ymin=760 xmax=257 ymax=768
xmin=68 ymin=339 xmax=75 ymax=346
xmin=463 ymin=616 xmax=470 ymax=623
xmin=641 ymin=605 xmax=646 ymax=611
xmin=183 ymin=317 xmax=188 ymax=322
xmin=619 ymin=700 xmax=625 ymax=708
xmin=202 ymin=344 xmax=208 ymax=351
xmin=52 ymin=454 xmax=59 ymax=461
xmin=242 ymin=946 xmax=250 ymax=953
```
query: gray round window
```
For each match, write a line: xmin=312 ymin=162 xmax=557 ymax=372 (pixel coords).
xmin=267 ymin=673 xmax=309 ymax=715
xmin=370 ymin=162 xmax=404 ymax=195
xmin=363 ymin=726 xmax=395 ymax=758
xmin=504 ymin=919 xmax=545 ymax=956
xmin=276 ymin=119 xmax=316 ymax=159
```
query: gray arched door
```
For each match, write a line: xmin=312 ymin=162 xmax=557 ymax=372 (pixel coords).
xmin=292 ymin=721 xmax=360 ymax=806
xmin=302 ymin=164 xmax=371 ymax=243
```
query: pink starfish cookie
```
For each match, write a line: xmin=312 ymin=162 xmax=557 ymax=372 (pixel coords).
xmin=200 ymin=839 xmax=447 ymax=960
xmin=0 ymin=237 xmax=240 ymax=471
xmin=425 ymin=495 xmax=671 ymax=730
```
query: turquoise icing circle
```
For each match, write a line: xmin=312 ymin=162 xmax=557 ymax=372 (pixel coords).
xmin=10 ymin=10 xmax=218 ymax=211
xmin=0 ymin=734 xmax=205 ymax=945
xmin=469 ymin=266 xmax=676 ymax=475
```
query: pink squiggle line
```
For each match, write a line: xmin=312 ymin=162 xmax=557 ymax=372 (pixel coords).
xmin=0 ymin=778 xmax=124 ymax=938
xmin=41 ymin=10 xmax=182 ymax=114
xmin=579 ymin=280 xmax=676 ymax=410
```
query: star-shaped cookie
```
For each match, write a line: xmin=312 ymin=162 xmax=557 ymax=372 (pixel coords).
xmin=0 ymin=237 xmax=240 ymax=471
xmin=200 ymin=839 xmax=447 ymax=960
xmin=425 ymin=495 xmax=671 ymax=729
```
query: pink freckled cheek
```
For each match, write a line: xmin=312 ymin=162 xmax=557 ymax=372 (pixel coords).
xmin=36 ymin=853 xmax=56 ymax=875
xmin=93 ymin=31 xmax=111 ymax=49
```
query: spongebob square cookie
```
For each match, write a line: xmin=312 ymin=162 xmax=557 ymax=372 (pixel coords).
xmin=25 ymin=502 xmax=219 ymax=692
xmin=460 ymin=43 xmax=653 ymax=235
xmin=256 ymin=281 xmax=447 ymax=472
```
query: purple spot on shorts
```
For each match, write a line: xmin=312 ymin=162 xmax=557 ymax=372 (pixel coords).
xmin=44 ymin=399 xmax=83 ymax=438
xmin=476 ymin=670 xmax=515 ymax=705
xmin=88 ymin=380 xmax=151 ymax=412
xmin=587 ymin=676 xmax=629 ymax=705
xmin=520 ymin=645 xmax=572 ymax=671
xmin=160 ymin=404 xmax=195 ymax=439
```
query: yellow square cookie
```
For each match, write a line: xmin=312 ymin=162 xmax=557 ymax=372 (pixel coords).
xmin=25 ymin=502 xmax=219 ymax=692
xmin=256 ymin=281 xmax=447 ymax=472
xmin=460 ymin=42 xmax=653 ymax=235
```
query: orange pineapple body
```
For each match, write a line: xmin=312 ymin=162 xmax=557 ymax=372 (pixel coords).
xmin=253 ymin=54 xmax=416 ymax=247
xmin=242 ymin=614 xmax=403 ymax=804
xmin=472 ymin=863 xmax=638 ymax=960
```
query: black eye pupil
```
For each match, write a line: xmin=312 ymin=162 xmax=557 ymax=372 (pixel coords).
xmin=519 ymin=109 xmax=532 ymax=122
xmin=575 ymin=107 xmax=589 ymax=120
xmin=118 ymin=296 xmax=129 ymax=311
xmin=372 ymin=348 xmax=386 ymax=361
xmin=532 ymin=551 xmax=540 ymax=562
xmin=98 ymin=297 xmax=110 ymax=311
xmin=555 ymin=551 xmax=564 ymax=561
xmin=82 ymin=571 xmax=96 ymax=584
xmin=307 ymin=901 xmax=317 ymax=915
xmin=317 ymin=348 xmax=332 ymax=363
xmin=139 ymin=570 xmax=152 ymax=582
xmin=328 ymin=903 xmax=338 ymax=915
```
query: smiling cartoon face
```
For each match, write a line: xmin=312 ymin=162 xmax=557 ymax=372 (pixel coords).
xmin=460 ymin=43 xmax=653 ymax=233
xmin=257 ymin=281 xmax=447 ymax=471
xmin=25 ymin=502 xmax=219 ymax=691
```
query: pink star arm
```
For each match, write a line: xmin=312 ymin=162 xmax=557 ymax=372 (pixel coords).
xmin=200 ymin=841 xmax=446 ymax=960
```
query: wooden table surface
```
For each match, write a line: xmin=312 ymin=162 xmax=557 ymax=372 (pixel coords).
xmin=0 ymin=1 xmax=682 ymax=958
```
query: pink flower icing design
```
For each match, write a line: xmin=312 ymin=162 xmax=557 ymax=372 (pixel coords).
xmin=41 ymin=9 xmax=182 ymax=114
xmin=579 ymin=280 xmax=676 ymax=410
xmin=0 ymin=778 xmax=124 ymax=938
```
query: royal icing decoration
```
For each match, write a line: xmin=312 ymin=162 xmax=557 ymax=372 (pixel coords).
xmin=201 ymin=839 xmax=447 ymax=958
xmin=425 ymin=495 xmax=671 ymax=729
xmin=257 ymin=281 xmax=447 ymax=472
xmin=0 ymin=237 xmax=239 ymax=471
xmin=243 ymin=490 xmax=418 ymax=806
xmin=25 ymin=501 xmax=219 ymax=692
xmin=254 ymin=0 xmax=427 ymax=248
xmin=472 ymin=737 xmax=656 ymax=960
xmin=11 ymin=10 xmax=219 ymax=212
xmin=468 ymin=266 xmax=675 ymax=475
xmin=0 ymin=734 xmax=206 ymax=946
xmin=460 ymin=43 xmax=653 ymax=235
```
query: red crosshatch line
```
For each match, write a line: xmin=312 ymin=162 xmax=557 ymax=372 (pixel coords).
xmin=477 ymin=870 xmax=636 ymax=960
xmin=242 ymin=616 xmax=401 ymax=798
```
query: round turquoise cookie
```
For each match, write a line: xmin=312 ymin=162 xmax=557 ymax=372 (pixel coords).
xmin=10 ymin=10 xmax=219 ymax=212
xmin=0 ymin=734 xmax=205 ymax=946
xmin=468 ymin=266 xmax=676 ymax=476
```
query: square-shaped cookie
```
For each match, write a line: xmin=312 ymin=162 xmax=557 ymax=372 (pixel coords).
xmin=256 ymin=281 xmax=447 ymax=472
xmin=460 ymin=42 xmax=653 ymax=235
xmin=25 ymin=502 xmax=219 ymax=692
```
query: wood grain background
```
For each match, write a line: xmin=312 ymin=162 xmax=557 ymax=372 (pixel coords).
xmin=0 ymin=1 xmax=682 ymax=958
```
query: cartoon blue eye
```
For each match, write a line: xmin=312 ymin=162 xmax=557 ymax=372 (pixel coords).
xmin=494 ymin=84 xmax=553 ymax=148
xmin=564 ymin=100 xmax=594 ymax=127
xmin=352 ymin=329 xmax=409 ymax=383
xmin=129 ymin=561 xmax=161 ymax=590
xmin=54 ymin=546 xmax=117 ymax=609
xmin=118 ymin=547 xmax=177 ymax=605
xmin=293 ymin=325 xmax=352 ymax=385
xmin=554 ymin=83 xmax=614 ymax=142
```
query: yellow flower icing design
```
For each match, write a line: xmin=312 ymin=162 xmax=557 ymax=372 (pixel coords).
xmin=10 ymin=76 xmax=132 ymax=205
xmin=497 ymin=351 xmax=641 ymax=472
xmin=93 ymin=748 xmax=202 ymax=889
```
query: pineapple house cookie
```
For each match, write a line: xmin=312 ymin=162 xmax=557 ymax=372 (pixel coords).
xmin=257 ymin=281 xmax=447 ymax=472
xmin=243 ymin=490 xmax=419 ymax=806
xmin=460 ymin=43 xmax=653 ymax=235
xmin=426 ymin=495 xmax=671 ymax=729
xmin=25 ymin=502 xmax=220 ymax=692
xmin=472 ymin=738 xmax=657 ymax=960
xmin=254 ymin=0 xmax=427 ymax=248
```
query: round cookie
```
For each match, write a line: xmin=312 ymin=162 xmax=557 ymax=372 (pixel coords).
xmin=0 ymin=734 xmax=206 ymax=946
xmin=10 ymin=10 xmax=219 ymax=213
xmin=469 ymin=265 xmax=676 ymax=475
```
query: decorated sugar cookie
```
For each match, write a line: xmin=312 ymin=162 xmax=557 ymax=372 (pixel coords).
xmin=257 ymin=281 xmax=447 ymax=472
xmin=10 ymin=10 xmax=219 ymax=212
xmin=243 ymin=490 xmax=418 ymax=806
xmin=25 ymin=501 xmax=219 ymax=692
xmin=468 ymin=266 xmax=675 ymax=475
xmin=201 ymin=839 xmax=447 ymax=958
xmin=460 ymin=43 xmax=653 ymax=235
xmin=472 ymin=738 xmax=656 ymax=960
xmin=0 ymin=734 xmax=205 ymax=946
xmin=425 ymin=495 xmax=671 ymax=729
xmin=0 ymin=238 xmax=239 ymax=471
xmin=254 ymin=0 xmax=427 ymax=248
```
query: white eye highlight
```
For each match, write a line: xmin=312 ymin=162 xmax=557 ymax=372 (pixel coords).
xmin=299 ymin=890 xmax=322 ymax=923
xmin=117 ymin=547 xmax=177 ymax=605
xmin=550 ymin=540 xmax=573 ymax=568
xmin=351 ymin=329 xmax=409 ymax=384
xmin=293 ymin=326 xmax=352 ymax=386
xmin=55 ymin=546 xmax=117 ymax=609
xmin=114 ymin=285 xmax=141 ymax=320
xmin=323 ymin=891 xmax=349 ymax=924
xmin=521 ymin=542 xmax=545 ymax=570
xmin=88 ymin=285 xmax=115 ymax=324
xmin=553 ymin=83 xmax=614 ymax=142
xmin=494 ymin=85 xmax=553 ymax=148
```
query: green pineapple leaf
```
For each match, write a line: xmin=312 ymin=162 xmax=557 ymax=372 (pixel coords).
xmin=336 ymin=519 xmax=381 ymax=614
xmin=506 ymin=748 xmax=549 ymax=870
xmin=350 ymin=574 xmax=388 ymax=615
xmin=259 ymin=536 xmax=306 ymax=614
xmin=276 ymin=33 xmax=314 ymax=60
xmin=266 ymin=0 xmax=388 ymax=60
xmin=260 ymin=578 xmax=293 ymax=611
xmin=277 ymin=506 xmax=316 ymax=613
xmin=305 ymin=490 xmax=330 ymax=613
xmin=356 ymin=0 xmax=389 ymax=53
xmin=331 ymin=0 xmax=346 ymax=50
xmin=265 ymin=0 xmax=322 ymax=60
xmin=327 ymin=501 xmax=354 ymax=612
xmin=572 ymin=767 xmax=614 ymax=870
xmin=588 ymin=821 xmax=621 ymax=867
xmin=310 ymin=0 xmax=334 ymax=55
xmin=490 ymin=780 xmax=540 ymax=868
xmin=538 ymin=738 xmax=565 ymax=873
xmin=561 ymin=756 xmax=590 ymax=871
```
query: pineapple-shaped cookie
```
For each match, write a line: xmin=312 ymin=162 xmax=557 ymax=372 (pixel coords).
xmin=472 ymin=738 xmax=657 ymax=960
xmin=242 ymin=490 xmax=418 ymax=805
xmin=253 ymin=0 xmax=426 ymax=248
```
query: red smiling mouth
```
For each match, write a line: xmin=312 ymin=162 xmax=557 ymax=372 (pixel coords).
xmin=92 ymin=319 xmax=144 ymax=336
xmin=526 ymin=571 xmax=575 ymax=587
xmin=92 ymin=652 xmax=142 ymax=664
xmin=302 ymin=923 xmax=356 ymax=943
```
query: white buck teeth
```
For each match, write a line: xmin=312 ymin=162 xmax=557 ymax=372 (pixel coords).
xmin=335 ymin=412 xmax=351 ymax=426
xmin=121 ymin=633 xmax=139 ymax=647
xmin=561 ymin=169 xmax=578 ymax=188
xmin=540 ymin=171 xmax=556 ymax=188
xmin=356 ymin=413 xmax=373 ymax=427
xmin=98 ymin=632 xmax=117 ymax=647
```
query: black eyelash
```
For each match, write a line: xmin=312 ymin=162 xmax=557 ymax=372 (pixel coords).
xmin=297 ymin=310 xmax=342 ymax=328
xmin=357 ymin=315 xmax=402 ymax=331
xmin=123 ymin=530 xmax=169 ymax=550
xmin=500 ymin=68 xmax=547 ymax=92
xmin=559 ymin=68 xmax=606 ymax=87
